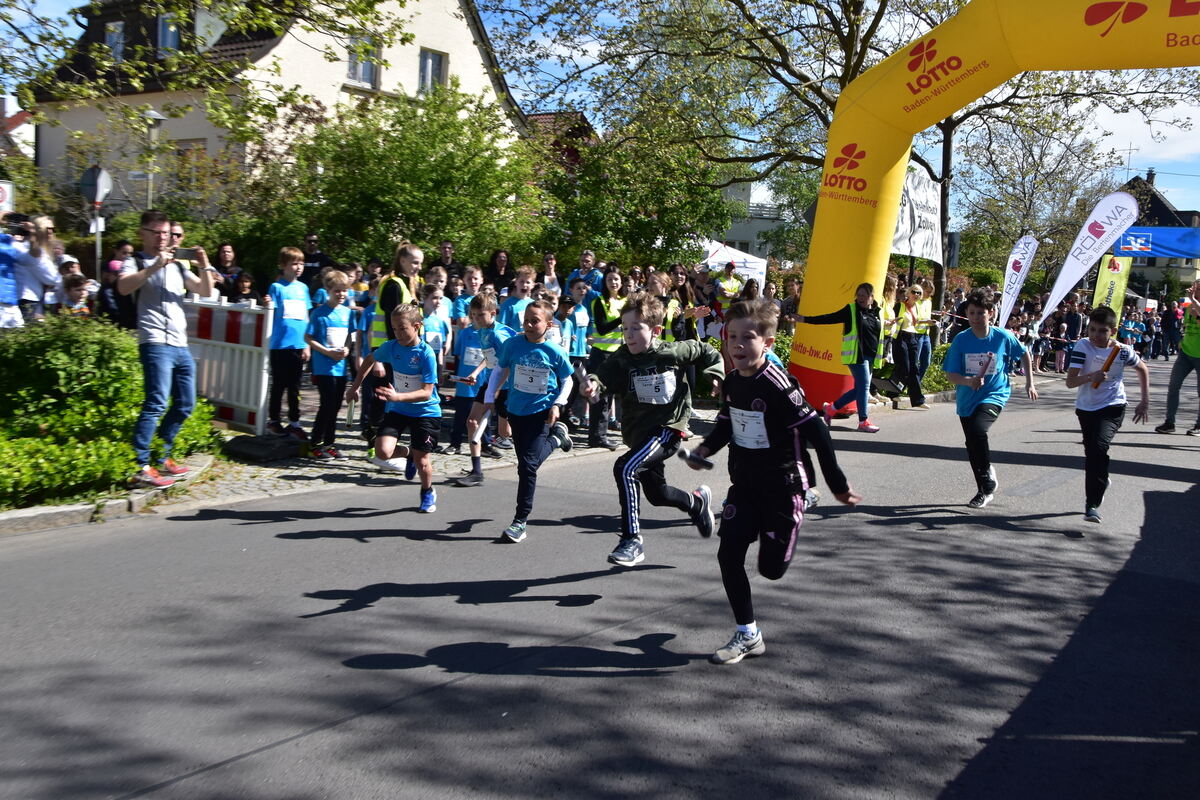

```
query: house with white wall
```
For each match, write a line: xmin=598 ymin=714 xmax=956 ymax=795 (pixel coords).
xmin=33 ymin=0 xmax=524 ymax=209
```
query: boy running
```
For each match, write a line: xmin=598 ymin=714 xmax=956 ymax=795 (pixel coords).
xmin=582 ymin=292 xmax=723 ymax=567
xmin=943 ymin=290 xmax=1038 ymax=509
xmin=266 ymin=247 xmax=311 ymax=439
xmin=347 ymin=305 xmax=440 ymax=513
xmin=453 ymin=294 xmax=517 ymax=486
xmin=1065 ymin=306 xmax=1150 ymax=523
xmin=304 ymin=269 xmax=353 ymax=460
xmin=688 ymin=300 xmax=860 ymax=664
xmin=486 ymin=299 xmax=575 ymax=542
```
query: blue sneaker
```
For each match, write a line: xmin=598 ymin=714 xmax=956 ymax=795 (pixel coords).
xmin=405 ymin=457 xmax=416 ymax=481
xmin=607 ymin=536 xmax=644 ymax=567
xmin=502 ymin=520 xmax=527 ymax=543
xmin=418 ymin=488 xmax=437 ymax=513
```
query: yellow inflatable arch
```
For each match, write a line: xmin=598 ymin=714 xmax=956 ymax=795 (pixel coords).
xmin=794 ymin=0 xmax=1200 ymax=407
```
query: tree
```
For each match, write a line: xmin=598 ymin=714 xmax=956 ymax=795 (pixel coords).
xmin=2 ymin=0 xmax=410 ymax=140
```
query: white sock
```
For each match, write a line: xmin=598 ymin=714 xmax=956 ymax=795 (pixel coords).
xmin=737 ymin=622 xmax=758 ymax=636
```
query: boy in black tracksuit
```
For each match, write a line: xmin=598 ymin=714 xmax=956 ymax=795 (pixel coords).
xmin=582 ymin=292 xmax=725 ymax=568
xmin=689 ymin=300 xmax=861 ymax=665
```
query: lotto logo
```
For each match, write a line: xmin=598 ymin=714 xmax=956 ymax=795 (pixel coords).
xmin=824 ymin=143 xmax=869 ymax=192
xmin=1086 ymin=1 xmax=1200 ymax=38
xmin=904 ymin=37 xmax=963 ymax=95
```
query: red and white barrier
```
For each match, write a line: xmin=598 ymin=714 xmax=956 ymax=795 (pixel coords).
xmin=184 ymin=296 xmax=274 ymax=435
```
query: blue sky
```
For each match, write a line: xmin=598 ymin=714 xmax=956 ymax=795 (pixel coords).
xmin=16 ymin=0 xmax=1200 ymax=213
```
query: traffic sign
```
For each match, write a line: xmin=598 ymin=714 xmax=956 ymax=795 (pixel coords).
xmin=79 ymin=166 xmax=113 ymax=204
xmin=0 ymin=180 xmax=12 ymax=213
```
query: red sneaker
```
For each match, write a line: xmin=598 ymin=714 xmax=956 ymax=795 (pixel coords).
xmin=324 ymin=446 xmax=349 ymax=460
xmin=160 ymin=458 xmax=189 ymax=476
xmin=309 ymin=446 xmax=333 ymax=461
xmin=131 ymin=465 xmax=175 ymax=489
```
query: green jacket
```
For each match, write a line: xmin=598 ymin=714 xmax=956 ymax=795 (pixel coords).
xmin=590 ymin=339 xmax=723 ymax=445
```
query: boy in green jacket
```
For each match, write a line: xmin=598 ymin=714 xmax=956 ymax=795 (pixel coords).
xmin=582 ymin=292 xmax=725 ymax=567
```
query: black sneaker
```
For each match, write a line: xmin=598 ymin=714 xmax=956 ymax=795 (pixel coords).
xmin=494 ymin=436 xmax=514 ymax=450
xmin=266 ymin=420 xmax=287 ymax=436
xmin=481 ymin=444 xmax=504 ymax=459
xmin=691 ymin=485 xmax=714 ymax=538
xmin=608 ymin=536 xmax=644 ymax=567
xmin=589 ymin=439 xmax=619 ymax=451
xmin=1084 ymin=506 xmax=1102 ymax=523
xmin=1155 ymin=422 xmax=1176 ymax=434
xmin=1187 ymin=426 xmax=1200 ymax=437
xmin=453 ymin=472 xmax=484 ymax=488
xmin=549 ymin=421 xmax=572 ymax=453
xmin=967 ymin=491 xmax=994 ymax=509
xmin=446 ymin=444 xmax=462 ymax=455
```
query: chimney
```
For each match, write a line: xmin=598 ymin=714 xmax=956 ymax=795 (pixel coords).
xmin=1146 ymin=168 xmax=1156 ymax=185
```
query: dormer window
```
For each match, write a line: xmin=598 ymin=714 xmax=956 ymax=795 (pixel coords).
xmin=105 ymin=21 xmax=125 ymax=63
xmin=158 ymin=14 xmax=180 ymax=58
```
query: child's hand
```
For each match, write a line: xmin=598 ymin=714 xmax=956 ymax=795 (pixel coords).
xmin=710 ymin=377 xmax=722 ymax=397
xmin=301 ymin=347 xmax=311 ymax=363
xmin=1132 ymin=399 xmax=1149 ymax=424
xmin=333 ymin=347 xmax=349 ymax=361
xmin=372 ymin=361 xmax=386 ymax=378
xmin=375 ymin=385 xmax=400 ymax=402
xmin=345 ymin=384 xmax=360 ymax=403
xmin=834 ymin=488 xmax=862 ymax=506
xmin=459 ymin=375 xmax=477 ymax=386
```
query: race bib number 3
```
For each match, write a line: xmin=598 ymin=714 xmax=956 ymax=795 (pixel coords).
xmin=514 ymin=364 xmax=551 ymax=395
xmin=633 ymin=371 xmax=675 ymax=405
xmin=393 ymin=373 xmax=422 ymax=393
xmin=730 ymin=408 xmax=770 ymax=449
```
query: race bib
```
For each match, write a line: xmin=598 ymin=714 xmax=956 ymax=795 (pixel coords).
xmin=483 ymin=347 xmax=499 ymax=368
xmin=425 ymin=330 xmax=444 ymax=350
xmin=966 ymin=352 xmax=998 ymax=377
xmin=283 ymin=298 xmax=308 ymax=321
xmin=574 ymin=309 xmax=589 ymax=326
xmin=730 ymin=408 xmax=770 ymax=449
xmin=325 ymin=326 xmax=348 ymax=350
xmin=393 ymin=372 xmax=422 ymax=393
xmin=546 ymin=326 xmax=562 ymax=346
xmin=514 ymin=364 xmax=551 ymax=395
xmin=633 ymin=371 xmax=675 ymax=405
xmin=462 ymin=346 xmax=483 ymax=367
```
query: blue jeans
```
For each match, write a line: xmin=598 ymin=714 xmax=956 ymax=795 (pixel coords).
xmin=135 ymin=343 xmax=196 ymax=466
xmin=833 ymin=360 xmax=871 ymax=420
xmin=916 ymin=333 xmax=931 ymax=385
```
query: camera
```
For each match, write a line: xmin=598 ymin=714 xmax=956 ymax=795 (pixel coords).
xmin=4 ymin=213 xmax=32 ymax=236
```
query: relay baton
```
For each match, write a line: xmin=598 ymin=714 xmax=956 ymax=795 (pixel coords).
xmin=677 ymin=448 xmax=714 ymax=470
xmin=1092 ymin=343 xmax=1119 ymax=389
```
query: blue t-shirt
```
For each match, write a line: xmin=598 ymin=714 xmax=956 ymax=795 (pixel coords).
xmin=423 ymin=312 xmax=450 ymax=355
xmin=567 ymin=302 xmax=591 ymax=357
xmin=568 ymin=268 xmax=605 ymax=293
xmin=944 ymin=326 xmax=1027 ymax=417
xmin=765 ymin=349 xmax=785 ymax=369
xmin=306 ymin=303 xmax=353 ymax=377
xmin=359 ymin=301 xmax=375 ymax=336
xmin=312 ymin=287 xmax=353 ymax=308
xmin=452 ymin=325 xmax=490 ymax=399
xmin=269 ymin=279 xmax=312 ymax=349
xmin=497 ymin=295 xmax=532 ymax=331
xmin=373 ymin=339 xmax=442 ymax=417
xmin=498 ymin=335 xmax=574 ymax=417
xmin=451 ymin=293 xmax=475 ymax=321
xmin=478 ymin=323 xmax=518 ymax=371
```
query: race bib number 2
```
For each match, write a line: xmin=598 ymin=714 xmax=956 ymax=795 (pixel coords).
xmin=393 ymin=373 xmax=422 ymax=393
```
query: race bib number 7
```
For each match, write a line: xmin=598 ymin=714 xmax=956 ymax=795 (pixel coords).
xmin=729 ymin=408 xmax=770 ymax=449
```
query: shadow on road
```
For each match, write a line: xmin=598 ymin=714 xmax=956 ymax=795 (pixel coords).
xmin=276 ymin=517 xmax=494 ymax=543
xmin=344 ymin=632 xmax=697 ymax=678
xmin=170 ymin=506 xmax=397 ymax=525
xmin=940 ymin=483 xmax=1200 ymax=799
xmin=299 ymin=565 xmax=673 ymax=618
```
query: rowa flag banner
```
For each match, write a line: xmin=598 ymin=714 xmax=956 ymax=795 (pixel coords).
xmin=1037 ymin=192 xmax=1138 ymax=328
xmin=891 ymin=165 xmax=943 ymax=263
xmin=997 ymin=235 xmax=1039 ymax=328
xmin=1093 ymin=255 xmax=1133 ymax=326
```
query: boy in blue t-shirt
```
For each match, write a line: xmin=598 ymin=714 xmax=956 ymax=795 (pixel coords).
xmin=453 ymin=293 xmax=516 ymax=486
xmin=347 ymin=304 xmax=441 ymax=513
xmin=448 ymin=301 xmax=494 ymax=454
xmin=305 ymin=270 xmax=353 ymax=460
xmin=486 ymin=298 xmax=575 ymax=542
xmin=943 ymin=290 xmax=1038 ymax=509
xmin=452 ymin=266 xmax=483 ymax=328
xmin=422 ymin=284 xmax=452 ymax=383
xmin=497 ymin=266 xmax=536 ymax=330
xmin=267 ymin=247 xmax=312 ymax=439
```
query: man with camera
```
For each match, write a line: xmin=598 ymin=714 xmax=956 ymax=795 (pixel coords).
xmin=117 ymin=211 xmax=215 ymax=488
xmin=1 ymin=212 xmax=49 ymax=328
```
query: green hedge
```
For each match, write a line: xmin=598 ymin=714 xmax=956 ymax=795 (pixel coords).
xmin=922 ymin=342 xmax=953 ymax=394
xmin=0 ymin=317 xmax=221 ymax=510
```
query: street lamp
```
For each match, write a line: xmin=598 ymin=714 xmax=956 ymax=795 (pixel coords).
xmin=142 ymin=108 xmax=166 ymax=209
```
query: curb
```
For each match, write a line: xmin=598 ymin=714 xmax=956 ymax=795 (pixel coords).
xmin=0 ymin=455 xmax=216 ymax=537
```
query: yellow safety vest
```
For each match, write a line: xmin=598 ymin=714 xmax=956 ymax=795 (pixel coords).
xmin=591 ymin=296 xmax=627 ymax=352
xmin=662 ymin=297 xmax=681 ymax=342
xmin=369 ymin=274 xmax=415 ymax=349
xmin=840 ymin=303 xmax=886 ymax=369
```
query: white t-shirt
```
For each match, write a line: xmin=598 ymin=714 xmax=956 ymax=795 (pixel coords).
xmin=1069 ymin=339 xmax=1140 ymax=411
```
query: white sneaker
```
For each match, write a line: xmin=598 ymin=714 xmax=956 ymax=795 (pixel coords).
xmin=710 ymin=629 xmax=766 ymax=665
xmin=369 ymin=456 xmax=407 ymax=473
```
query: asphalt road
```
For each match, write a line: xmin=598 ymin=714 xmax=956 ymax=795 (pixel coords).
xmin=2 ymin=363 xmax=1197 ymax=800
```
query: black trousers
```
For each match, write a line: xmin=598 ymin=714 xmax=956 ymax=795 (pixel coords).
xmin=960 ymin=403 xmax=1002 ymax=491
xmin=1077 ymin=404 xmax=1124 ymax=509
xmin=717 ymin=485 xmax=806 ymax=625
xmin=894 ymin=332 xmax=927 ymax=405
xmin=269 ymin=349 xmax=304 ymax=423
xmin=311 ymin=375 xmax=347 ymax=445
xmin=612 ymin=428 xmax=693 ymax=539
xmin=510 ymin=408 xmax=556 ymax=521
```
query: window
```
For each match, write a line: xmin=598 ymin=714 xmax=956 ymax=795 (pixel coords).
xmin=418 ymin=48 xmax=447 ymax=94
xmin=347 ymin=37 xmax=380 ymax=87
xmin=105 ymin=21 xmax=124 ymax=63
xmin=158 ymin=14 xmax=180 ymax=57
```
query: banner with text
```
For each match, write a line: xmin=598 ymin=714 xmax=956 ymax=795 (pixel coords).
xmin=1092 ymin=255 xmax=1133 ymax=327
xmin=1037 ymin=191 xmax=1138 ymax=328
xmin=997 ymin=235 xmax=1039 ymax=328
xmin=891 ymin=165 xmax=943 ymax=263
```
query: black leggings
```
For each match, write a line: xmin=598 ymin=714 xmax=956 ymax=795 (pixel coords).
xmin=612 ymin=428 xmax=694 ymax=539
xmin=717 ymin=486 xmax=806 ymax=625
xmin=311 ymin=375 xmax=347 ymax=445
xmin=1077 ymin=404 xmax=1124 ymax=508
xmin=959 ymin=403 xmax=1002 ymax=491
xmin=269 ymin=349 xmax=304 ymax=423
